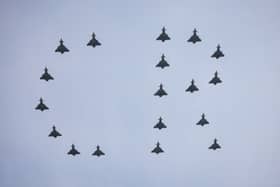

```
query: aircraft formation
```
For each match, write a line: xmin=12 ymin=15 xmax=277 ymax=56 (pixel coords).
xmin=36 ymin=28 xmax=223 ymax=157
xmin=67 ymin=144 xmax=105 ymax=157
xmin=153 ymin=27 xmax=223 ymax=153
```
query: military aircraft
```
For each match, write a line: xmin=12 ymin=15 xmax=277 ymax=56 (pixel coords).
xmin=154 ymin=84 xmax=168 ymax=97
xmin=87 ymin=32 xmax=101 ymax=47
xmin=187 ymin=28 xmax=201 ymax=44
xmin=151 ymin=142 xmax=164 ymax=154
xmin=40 ymin=67 xmax=54 ymax=81
xmin=156 ymin=27 xmax=170 ymax=42
xmin=68 ymin=144 xmax=80 ymax=156
xmin=154 ymin=117 xmax=167 ymax=130
xmin=209 ymin=71 xmax=222 ymax=85
xmin=209 ymin=139 xmax=221 ymax=150
xmin=92 ymin=145 xmax=105 ymax=157
xmin=48 ymin=126 xmax=62 ymax=138
xmin=55 ymin=39 xmax=69 ymax=54
xmin=156 ymin=54 xmax=170 ymax=69
xmin=35 ymin=98 xmax=49 ymax=111
xmin=185 ymin=79 xmax=199 ymax=93
xmin=196 ymin=113 xmax=209 ymax=126
xmin=211 ymin=44 xmax=224 ymax=59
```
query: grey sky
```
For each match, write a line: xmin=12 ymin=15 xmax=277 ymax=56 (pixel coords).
xmin=1 ymin=0 xmax=280 ymax=186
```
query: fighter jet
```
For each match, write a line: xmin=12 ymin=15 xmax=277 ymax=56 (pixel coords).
xmin=40 ymin=67 xmax=54 ymax=81
xmin=55 ymin=39 xmax=69 ymax=54
xmin=156 ymin=27 xmax=170 ymax=42
xmin=156 ymin=54 xmax=170 ymax=69
xmin=185 ymin=79 xmax=199 ymax=93
xmin=92 ymin=145 xmax=105 ymax=157
xmin=209 ymin=71 xmax=222 ymax=85
xmin=151 ymin=142 xmax=164 ymax=154
xmin=187 ymin=28 xmax=201 ymax=44
xmin=196 ymin=113 xmax=209 ymax=126
xmin=67 ymin=144 xmax=80 ymax=156
xmin=154 ymin=84 xmax=168 ymax=97
xmin=87 ymin=32 xmax=101 ymax=48
xmin=48 ymin=126 xmax=62 ymax=138
xmin=154 ymin=117 xmax=167 ymax=130
xmin=211 ymin=44 xmax=224 ymax=59
xmin=35 ymin=98 xmax=49 ymax=111
xmin=208 ymin=139 xmax=221 ymax=150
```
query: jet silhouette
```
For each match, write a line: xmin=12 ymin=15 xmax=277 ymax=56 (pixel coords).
xmin=151 ymin=142 xmax=164 ymax=154
xmin=187 ymin=28 xmax=201 ymax=44
xmin=48 ymin=126 xmax=62 ymax=138
xmin=87 ymin=32 xmax=101 ymax=47
xmin=68 ymin=144 xmax=80 ymax=156
xmin=156 ymin=54 xmax=170 ymax=69
xmin=154 ymin=84 xmax=168 ymax=97
xmin=185 ymin=79 xmax=199 ymax=93
xmin=55 ymin=39 xmax=69 ymax=54
xmin=35 ymin=98 xmax=49 ymax=111
xmin=211 ymin=44 xmax=224 ymax=59
xmin=92 ymin=145 xmax=105 ymax=157
xmin=196 ymin=113 xmax=209 ymax=126
xmin=209 ymin=71 xmax=222 ymax=85
xmin=154 ymin=117 xmax=167 ymax=130
xmin=209 ymin=139 xmax=221 ymax=150
xmin=40 ymin=67 xmax=54 ymax=81
xmin=156 ymin=27 xmax=170 ymax=42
